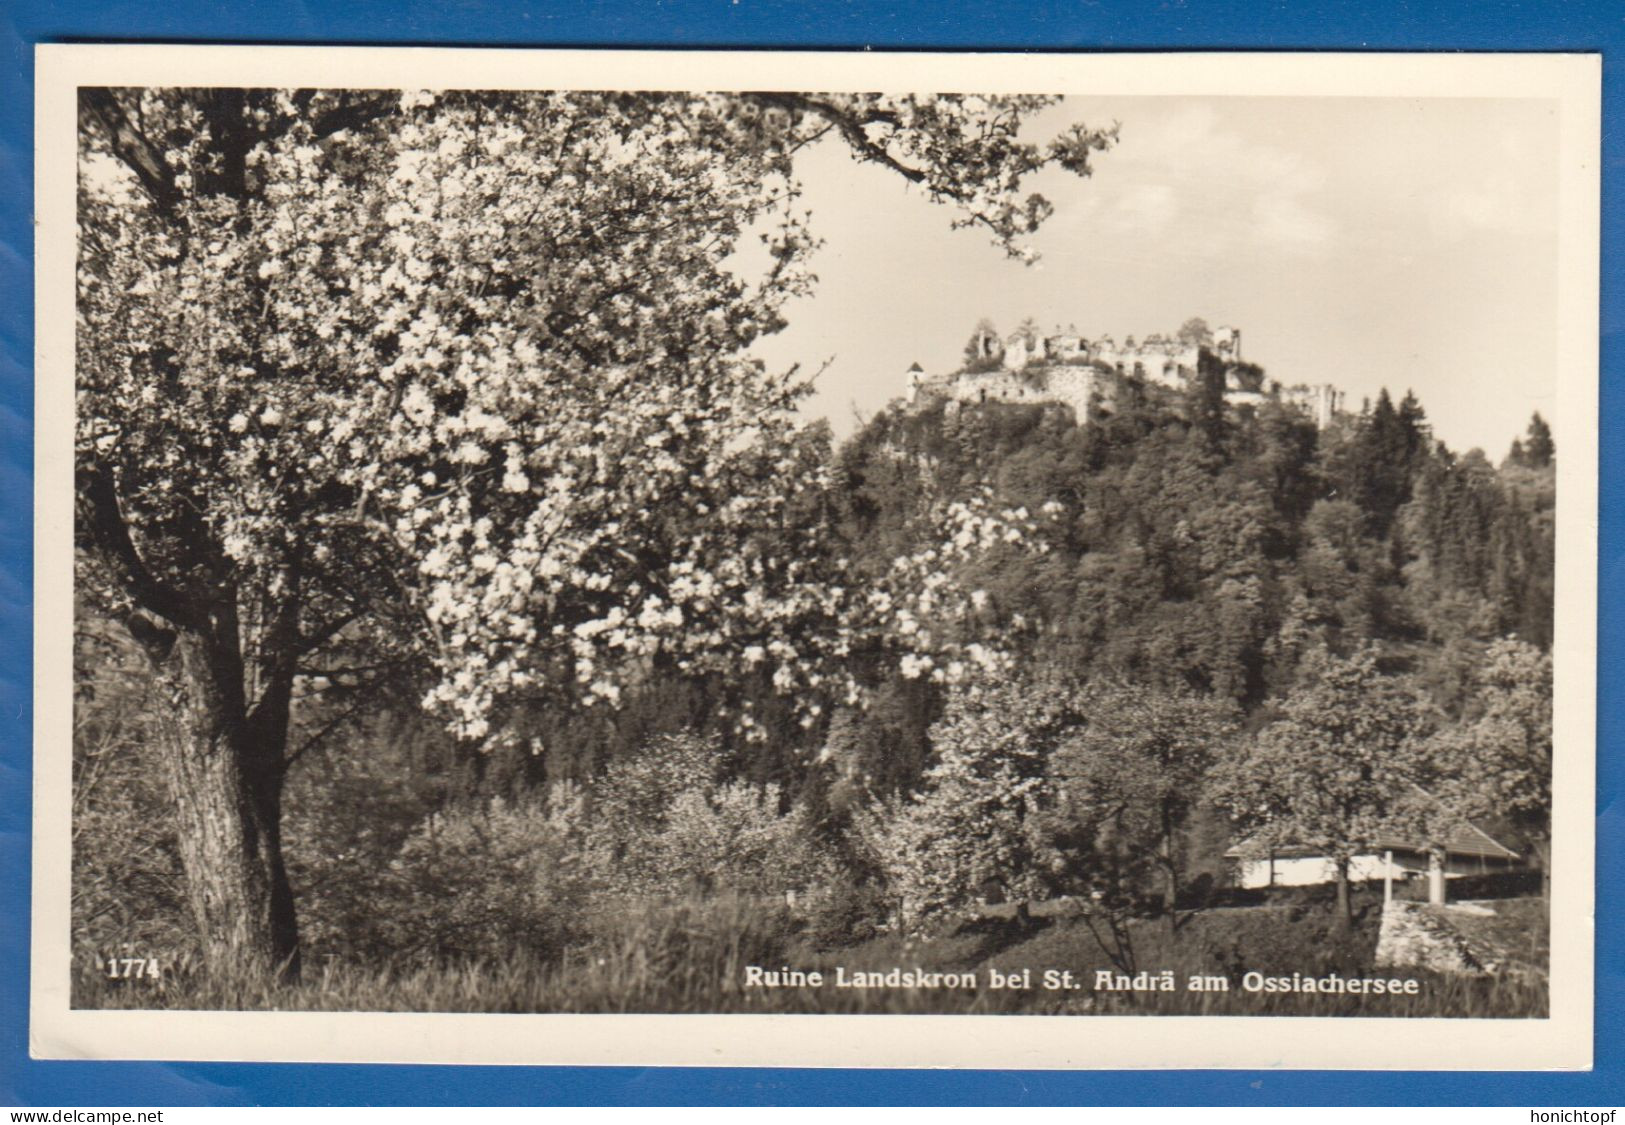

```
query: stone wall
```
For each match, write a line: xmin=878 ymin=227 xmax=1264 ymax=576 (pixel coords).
xmin=1374 ymin=900 xmax=1489 ymax=975
xmin=930 ymin=365 xmax=1105 ymax=420
xmin=1280 ymin=383 xmax=1345 ymax=429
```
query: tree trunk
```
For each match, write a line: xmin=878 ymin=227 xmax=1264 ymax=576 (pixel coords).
xmin=156 ymin=628 xmax=299 ymax=982
xmin=1334 ymin=857 xmax=1352 ymax=928
xmin=1534 ymin=836 xmax=1551 ymax=901
xmin=1159 ymin=809 xmax=1180 ymax=938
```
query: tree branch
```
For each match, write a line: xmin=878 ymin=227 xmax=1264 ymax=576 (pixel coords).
xmin=756 ymin=94 xmax=929 ymax=187
xmin=281 ymin=692 xmax=374 ymax=773
xmin=310 ymin=93 xmax=400 ymax=141
xmin=198 ymin=89 xmax=254 ymax=199
xmin=79 ymin=89 xmax=180 ymax=215
xmin=79 ymin=468 xmax=206 ymax=631
xmin=294 ymin=610 xmax=362 ymax=658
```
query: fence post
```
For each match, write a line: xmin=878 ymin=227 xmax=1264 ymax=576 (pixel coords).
xmin=1383 ymin=849 xmax=1393 ymax=905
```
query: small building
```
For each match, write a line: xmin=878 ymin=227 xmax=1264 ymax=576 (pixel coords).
xmin=1225 ymin=819 xmax=1524 ymax=890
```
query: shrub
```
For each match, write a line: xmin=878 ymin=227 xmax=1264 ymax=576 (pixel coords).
xmin=586 ymin=731 xmax=835 ymax=906
xmin=853 ymin=681 xmax=1082 ymax=931
xmin=364 ymin=730 xmax=841 ymax=966
xmin=372 ymin=784 xmax=597 ymax=962
xmin=797 ymin=877 xmax=887 ymax=949
xmin=586 ymin=731 xmax=720 ymax=897
xmin=650 ymin=782 xmax=825 ymax=898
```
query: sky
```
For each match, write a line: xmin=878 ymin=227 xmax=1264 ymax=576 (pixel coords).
xmin=750 ymin=95 xmax=1560 ymax=459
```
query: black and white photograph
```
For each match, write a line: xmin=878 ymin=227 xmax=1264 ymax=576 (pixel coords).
xmin=31 ymin=46 xmax=1597 ymax=1070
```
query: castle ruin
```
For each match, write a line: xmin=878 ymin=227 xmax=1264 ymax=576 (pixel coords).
xmin=905 ymin=322 xmax=1345 ymax=429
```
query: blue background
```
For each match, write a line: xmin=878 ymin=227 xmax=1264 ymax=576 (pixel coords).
xmin=1 ymin=0 xmax=1619 ymax=1107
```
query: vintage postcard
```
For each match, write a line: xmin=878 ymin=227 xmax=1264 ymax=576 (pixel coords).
xmin=31 ymin=45 xmax=1598 ymax=1069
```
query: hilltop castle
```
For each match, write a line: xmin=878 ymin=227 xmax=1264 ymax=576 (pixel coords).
xmin=905 ymin=322 xmax=1345 ymax=429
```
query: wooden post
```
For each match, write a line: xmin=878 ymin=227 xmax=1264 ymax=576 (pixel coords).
xmin=1428 ymin=848 xmax=1446 ymax=906
xmin=1383 ymin=850 xmax=1393 ymax=905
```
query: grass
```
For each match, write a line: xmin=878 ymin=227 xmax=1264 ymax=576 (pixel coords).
xmin=73 ymin=890 xmax=1549 ymax=1018
xmin=1437 ymin=897 xmax=1550 ymax=974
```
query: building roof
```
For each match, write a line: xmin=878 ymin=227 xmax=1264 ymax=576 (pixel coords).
xmin=1224 ymin=787 xmax=1522 ymax=862
xmin=1225 ymin=826 xmax=1519 ymax=862
xmin=1368 ymin=820 xmax=1521 ymax=861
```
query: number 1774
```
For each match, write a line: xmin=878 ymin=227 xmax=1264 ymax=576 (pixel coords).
xmin=105 ymin=956 xmax=161 ymax=980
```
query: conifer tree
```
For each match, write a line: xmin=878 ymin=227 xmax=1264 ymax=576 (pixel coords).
xmin=1523 ymin=412 xmax=1556 ymax=468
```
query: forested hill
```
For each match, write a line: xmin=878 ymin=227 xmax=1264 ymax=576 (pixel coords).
xmin=830 ymin=377 xmax=1553 ymax=765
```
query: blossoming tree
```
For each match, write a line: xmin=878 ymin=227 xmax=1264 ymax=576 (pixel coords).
xmin=1425 ymin=639 xmax=1553 ymax=897
xmin=1211 ymin=647 xmax=1434 ymax=925
xmin=853 ymin=679 xmax=1087 ymax=932
xmin=76 ymin=88 xmax=1116 ymax=979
